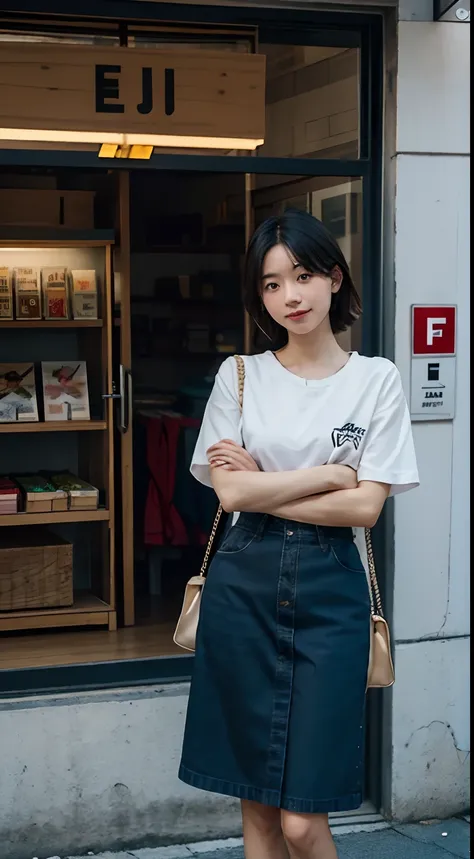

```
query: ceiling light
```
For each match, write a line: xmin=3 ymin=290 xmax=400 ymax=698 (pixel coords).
xmin=0 ymin=128 xmax=264 ymax=151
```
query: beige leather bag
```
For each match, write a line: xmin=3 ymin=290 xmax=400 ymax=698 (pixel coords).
xmin=365 ymin=527 xmax=395 ymax=688
xmin=173 ymin=355 xmax=395 ymax=689
xmin=173 ymin=355 xmax=245 ymax=653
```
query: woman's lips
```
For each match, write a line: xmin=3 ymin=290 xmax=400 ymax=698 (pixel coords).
xmin=286 ymin=309 xmax=311 ymax=320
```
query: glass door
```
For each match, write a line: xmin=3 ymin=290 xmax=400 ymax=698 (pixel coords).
xmin=114 ymin=171 xmax=135 ymax=627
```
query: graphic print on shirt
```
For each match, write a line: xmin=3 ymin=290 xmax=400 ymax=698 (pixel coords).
xmin=331 ymin=422 xmax=366 ymax=451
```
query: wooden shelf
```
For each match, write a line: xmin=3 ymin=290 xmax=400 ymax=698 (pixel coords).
xmin=0 ymin=420 xmax=107 ymax=433
xmin=0 ymin=319 xmax=103 ymax=329
xmin=0 ymin=593 xmax=115 ymax=633
xmin=0 ymin=509 xmax=110 ymax=526
xmin=0 ymin=234 xmax=116 ymax=639
xmin=0 ymin=229 xmax=115 ymax=246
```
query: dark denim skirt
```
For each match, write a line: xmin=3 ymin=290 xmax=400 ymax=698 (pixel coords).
xmin=179 ymin=513 xmax=371 ymax=813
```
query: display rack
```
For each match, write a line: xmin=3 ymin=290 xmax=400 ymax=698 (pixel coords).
xmin=0 ymin=236 xmax=116 ymax=633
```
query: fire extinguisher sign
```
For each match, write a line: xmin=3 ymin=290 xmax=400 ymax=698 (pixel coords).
xmin=412 ymin=306 xmax=456 ymax=356
xmin=410 ymin=305 xmax=456 ymax=421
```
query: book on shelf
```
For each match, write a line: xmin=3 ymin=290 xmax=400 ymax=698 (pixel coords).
xmin=0 ymin=363 xmax=39 ymax=423
xmin=0 ymin=267 xmax=13 ymax=320
xmin=71 ymin=269 xmax=98 ymax=320
xmin=41 ymin=361 xmax=90 ymax=421
xmin=14 ymin=268 xmax=41 ymax=320
xmin=41 ymin=267 xmax=69 ymax=320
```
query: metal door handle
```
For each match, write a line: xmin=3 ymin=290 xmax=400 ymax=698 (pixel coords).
xmin=119 ymin=364 xmax=132 ymax=434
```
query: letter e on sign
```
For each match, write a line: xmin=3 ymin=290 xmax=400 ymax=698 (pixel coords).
xmin=412 ymin=306 xmax=456 ymax=356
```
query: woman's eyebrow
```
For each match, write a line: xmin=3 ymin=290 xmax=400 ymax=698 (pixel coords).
xmin=261 ymin=263 xmax=303 ymax=280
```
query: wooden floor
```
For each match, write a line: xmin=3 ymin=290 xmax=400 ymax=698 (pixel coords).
xmin=0 ymin=597 xmax=183 ymax=670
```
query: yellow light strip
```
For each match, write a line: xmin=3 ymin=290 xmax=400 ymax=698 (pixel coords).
xmin=0 ymin=128 xmax=264 ymax=150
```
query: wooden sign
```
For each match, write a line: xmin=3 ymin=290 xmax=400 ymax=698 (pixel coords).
xmin=0 ymin=43 xmax=266 ymax=142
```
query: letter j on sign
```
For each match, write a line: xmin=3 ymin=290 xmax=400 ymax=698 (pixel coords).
xmin=412 ymin=305 xmax=456 ymax=356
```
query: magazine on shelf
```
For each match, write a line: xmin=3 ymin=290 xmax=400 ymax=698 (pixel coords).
xmin=0 ymin=267 xmax=13 ymax=319
xmin=14 ymin=268 xmax=41 ymax=319
xmin=71 ymin=270 xmax=98 ymax=319
xmin=41 ymin=267 xmax=69 ymax=319
xmin=0 ymin=363 xmax=39 ymax=423
xmin=41 ymin=361 xmax=90 ymax=421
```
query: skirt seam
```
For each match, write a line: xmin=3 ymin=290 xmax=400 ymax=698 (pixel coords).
xmin=179 ymin=763 xmax=363 ymax=812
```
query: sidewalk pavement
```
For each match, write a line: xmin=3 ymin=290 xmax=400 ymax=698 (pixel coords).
xmin=66 ymin=817 xmax=469 ymax=859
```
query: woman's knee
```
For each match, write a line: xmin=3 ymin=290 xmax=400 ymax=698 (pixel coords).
xmin=281 ymin=810 xmax=330 ymax=851
xmin=242 ymin=799 xmax=282 ymax=837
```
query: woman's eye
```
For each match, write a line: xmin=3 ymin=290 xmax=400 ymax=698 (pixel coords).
xmin=264 ymin=282 xmax=279 ymax=291
xmin=298 ymin=273 xmax=312 ymax=283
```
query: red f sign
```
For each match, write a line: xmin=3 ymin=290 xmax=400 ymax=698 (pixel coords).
xmin=412 ymin=306 xmax=456 ymax=356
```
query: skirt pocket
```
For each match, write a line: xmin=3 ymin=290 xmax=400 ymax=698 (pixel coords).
xmin=330 ymin=538 xmax=366 ymax=574
xmin=217 ymin=524 xmax=259 ymax=555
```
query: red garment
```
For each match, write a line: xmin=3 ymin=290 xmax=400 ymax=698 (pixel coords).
xmin=144 ymin=414 xmax=200 ymax=546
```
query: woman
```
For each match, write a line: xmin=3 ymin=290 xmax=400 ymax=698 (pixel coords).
xmin=178 ymin=209 xmax=419 ymax=859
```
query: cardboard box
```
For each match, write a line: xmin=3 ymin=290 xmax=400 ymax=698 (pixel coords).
xmin=0 ymin=189 xmax=95 ymax=229
xmin=13 ymin=475 xmax=67 ymax=513
xmin=50 ymin=472 xmax=99 ymax=510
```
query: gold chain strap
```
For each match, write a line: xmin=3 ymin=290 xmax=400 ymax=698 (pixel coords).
xmin=199 ymin=505 xmax=224 ymax=576
xmin=199 ymin=355 xmax=245 ymax=578
xmin=364 ymin=527 xmax=384 ymax=617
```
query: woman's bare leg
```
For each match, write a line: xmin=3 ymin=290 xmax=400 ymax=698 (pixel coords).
xmin=241 ymin=799 xmax=290 ymax=859
xmin=281 ymin=811 xmax=338 ymax=859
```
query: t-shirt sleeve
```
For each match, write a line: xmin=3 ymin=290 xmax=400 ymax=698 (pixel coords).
xmin=357 ymin=363 xmax=419 ymax=496
xmin=190 ymin=357 xmax=242 ymax=488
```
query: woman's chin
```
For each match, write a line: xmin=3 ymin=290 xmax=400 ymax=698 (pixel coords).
xmin=286 ymin=316 xmax=319 ymax=333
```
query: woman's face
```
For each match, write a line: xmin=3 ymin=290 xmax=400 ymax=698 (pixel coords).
xmin=260 ymin=243 xmax=342 ymax=337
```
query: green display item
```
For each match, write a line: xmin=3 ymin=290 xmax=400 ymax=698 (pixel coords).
xmin=50 ymin=472 xmax=98 ymax=496
xmin=14 ymin=475 xmax=55 ymax=493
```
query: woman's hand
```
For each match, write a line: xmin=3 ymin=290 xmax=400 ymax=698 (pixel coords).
xmin=207 ymin=439 xmax=260 ymax=472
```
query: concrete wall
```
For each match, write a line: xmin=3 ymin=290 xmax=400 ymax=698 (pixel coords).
xmin=0 ymin=686 xmax=242 ymax=859
xmin=389 ymin=19 xmax=470 ymax=820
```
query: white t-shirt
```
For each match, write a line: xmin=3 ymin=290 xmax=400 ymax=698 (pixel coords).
xmin=191 ymin=351 xmax=419 ymax=497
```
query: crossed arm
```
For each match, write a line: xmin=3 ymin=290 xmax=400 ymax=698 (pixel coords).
xmin=207 ymin=439 xmax=390 ymax=529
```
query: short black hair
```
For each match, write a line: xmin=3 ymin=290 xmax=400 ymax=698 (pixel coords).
xmin=243 ymin=208 xmax=362 ymax=350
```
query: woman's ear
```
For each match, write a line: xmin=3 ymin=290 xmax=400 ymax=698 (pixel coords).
xmin=330 ymin=266 xmax=343 ymax=293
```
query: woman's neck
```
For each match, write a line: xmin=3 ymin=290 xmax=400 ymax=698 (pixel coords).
xmin=276 ymin=325 xmax=350 ymax=379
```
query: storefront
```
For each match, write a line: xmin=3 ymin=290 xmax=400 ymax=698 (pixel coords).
xmin=0 ymin=2 xmax=469 ymax=858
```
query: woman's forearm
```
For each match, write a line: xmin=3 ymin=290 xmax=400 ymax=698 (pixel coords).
xmin=259 ymin=482 xmax=390 ymax=529
xmin=211 ymin=464 xmax=348 ymax=514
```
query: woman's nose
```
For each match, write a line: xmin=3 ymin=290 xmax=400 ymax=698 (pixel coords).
xmin=284 ymin=285 xmax=302 ymax=305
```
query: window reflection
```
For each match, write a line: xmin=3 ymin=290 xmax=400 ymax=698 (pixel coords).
xmin=259 ymin=44 xmax=360 ymax=159
xmin=251 ymin=175 xmax=362 ymax=352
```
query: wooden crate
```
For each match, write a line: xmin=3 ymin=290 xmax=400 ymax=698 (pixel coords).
xmin=0 ymin=529 xmax=73 ymax=611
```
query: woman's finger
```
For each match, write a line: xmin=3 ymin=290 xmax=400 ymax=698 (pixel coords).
xmin=207 ymin=439 xmax=242 ymax=454
xmin=208 ymin=447 xmax=247 ymax=464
